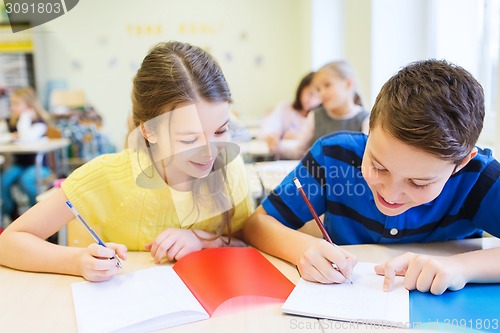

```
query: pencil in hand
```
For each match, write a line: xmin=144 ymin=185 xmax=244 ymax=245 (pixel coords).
xmin=66 ymin=200 xmax=122 ymax=269
xmin=293 ymin=177 xmax=352 ymax=284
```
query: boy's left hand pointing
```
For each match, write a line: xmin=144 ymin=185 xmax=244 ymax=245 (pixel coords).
xmin=374 ymin=252 xmax=468 ymax=295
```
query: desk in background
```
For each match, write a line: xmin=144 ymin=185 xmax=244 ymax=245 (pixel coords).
xmin=237 ymin=139 xmax=273 ymax=162
xmin=1 ymin=238 xmax=498 ymax=332
xmin=246 ymin=160 xmax=300 ymax=204
xmin=0 ymin=138 xmax=70 ymax=194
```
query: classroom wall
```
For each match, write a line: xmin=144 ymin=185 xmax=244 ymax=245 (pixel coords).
xmin=13 ymin=0 xmax=500 ymax=152
xmin=310 ymin=0 xmax=432 ymax=111
xmin=32 ymin=0 xmax=312 ymax=148
xmin=371 ymin=0 xmax=431 ymax=105
xmin=314 ymin=0 xmax=499 ymax=151
xmin=310 ymin=0 xmax=344 ymax=69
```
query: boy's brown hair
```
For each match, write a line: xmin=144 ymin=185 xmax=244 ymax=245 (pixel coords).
xmin=369 ymin=59 xmax=484 ymax=165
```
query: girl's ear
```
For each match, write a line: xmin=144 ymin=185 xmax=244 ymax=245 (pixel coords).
xmin=140 ymin=123 xmax=158 ymax=144
xmin=345 ymin=77 xmax=354 ymax=91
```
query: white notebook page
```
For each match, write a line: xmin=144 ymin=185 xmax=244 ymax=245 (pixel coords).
xmin=72 ymin=266 xmax=208 ymax=333
xmin=282 ymin=262 xmax=409 ymax=328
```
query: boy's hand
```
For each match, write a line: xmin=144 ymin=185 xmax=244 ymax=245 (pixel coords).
xmin=297 ymin=238 xmax=357 ymax=284
xmin=375 ymin=252 xmax=468 ymax=295
xmin=80 ymin=243 xmax=127 ymax=282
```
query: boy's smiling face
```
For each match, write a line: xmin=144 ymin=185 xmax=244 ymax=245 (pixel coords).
xmin=361 ymin=126 xmax=459 ymax=216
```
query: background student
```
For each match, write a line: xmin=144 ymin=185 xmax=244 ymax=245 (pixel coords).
xmin=243 ymin=59 xmax=500 ymax=295
xmin=1 ymin=87 xmax=53 ymax=221
xmin=258 ymin=72 xmax=320 ymax=152
xmin=0 ymin=41 xmax=254 ymax=282
xmin=274 ymin=60 xmax=369 ymax=160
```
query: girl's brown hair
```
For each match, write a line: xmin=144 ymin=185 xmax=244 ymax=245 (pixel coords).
xmin=131 ymin=41 xmax=232 ymax=128
xmin=292 ymin=72 xmax=315 ymax=111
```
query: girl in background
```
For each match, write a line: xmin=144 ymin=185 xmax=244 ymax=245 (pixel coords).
xmin=274 ymin=60 xmax=369 ymax=160
xmin=259 ymin=72 xmax=321 ymax=152
xmin=0 ymin=41 xmax=254 ymax=282
xmin=1 ymin=87 xmax=53 ymax=221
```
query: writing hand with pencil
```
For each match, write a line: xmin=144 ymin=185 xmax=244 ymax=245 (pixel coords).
xmin=77 ymin=242 xmax=127 ymax=282
xmin=66 ymin=200 xmax=127 ymax=282
xmin=293 ymin=177 xmax=357 ymax=284
xmin=298 ymin=239 xmax=357 ymax=284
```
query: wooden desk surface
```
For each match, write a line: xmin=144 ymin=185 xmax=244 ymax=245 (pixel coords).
xmin=0 ymin=138 xmax=70 ymax=154
xmin=1 ymin=238 xmax=498 ymax=333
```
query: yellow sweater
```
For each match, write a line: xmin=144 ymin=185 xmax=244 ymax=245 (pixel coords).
xmin=61 ymin=150 xmax=254 ymax=250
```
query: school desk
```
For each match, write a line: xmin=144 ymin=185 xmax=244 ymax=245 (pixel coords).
xmin=0 ymin=138 xmax=70 ymax=194
xmin=237 ymin=139 xmax=273 ymax=162
xmin=245 ymin=160 xmax=300 ymax=204
xmin=0 ymin=238 xmax=498 ymax=333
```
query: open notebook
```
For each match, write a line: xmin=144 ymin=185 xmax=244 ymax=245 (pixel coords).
xmin=282 ymin=262 xmax=409 ymax=328
xmin=71 ymin=247 xmax=294 ymax=333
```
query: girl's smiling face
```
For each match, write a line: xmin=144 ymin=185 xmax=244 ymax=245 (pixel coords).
xmin=313 ymin=69 xmax=352 ymax=114
xmin=147 ymin=100 xmax=230 ymax=187
xmin=361 ymin=126 xmax=465 ymax=216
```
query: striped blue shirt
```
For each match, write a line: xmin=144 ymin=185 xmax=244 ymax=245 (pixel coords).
xmin=262 ymin=132 xmax=500 ymax=245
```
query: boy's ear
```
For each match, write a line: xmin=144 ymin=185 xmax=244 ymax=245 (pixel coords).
xmin=454 ymin=147 xmax=478 ymax=173
xmin=140 ymin=123 xmax=158 ymax=144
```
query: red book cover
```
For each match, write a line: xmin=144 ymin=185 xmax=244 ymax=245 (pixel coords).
xmin=173 ymin=247 xmax=295 ymax=315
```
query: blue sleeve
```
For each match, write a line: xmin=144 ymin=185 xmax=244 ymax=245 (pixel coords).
xmin=471 ymin=162 xmax=500 ymax=237
xmin=262 ymin=139 xmax=328 ymax=230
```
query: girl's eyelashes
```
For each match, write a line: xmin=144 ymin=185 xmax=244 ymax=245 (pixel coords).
xmin=180 ymin=138 xmax=197 ymax=145
xmin=215 ymin=127 xmax=228 ymax=136
xmin=179 ymin=128 xmax=228 ymax=144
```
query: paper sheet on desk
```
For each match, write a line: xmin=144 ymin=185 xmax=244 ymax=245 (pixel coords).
xmin=71 ymin=267 xmax=209 ymax=333
xmin=282 ymin=262 xmax=409 ymax=328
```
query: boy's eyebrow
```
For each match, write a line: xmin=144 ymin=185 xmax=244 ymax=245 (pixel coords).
xmin=369 ymin=152 xmax=437 ymax=181
xmin=174 ymin=119 xmax=230 ymax=135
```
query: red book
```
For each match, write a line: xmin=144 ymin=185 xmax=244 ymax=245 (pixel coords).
xmin=72 ymin=247 xmax=295 ymax=333
xmin=174 ymin=247 xmax=295 ymax=315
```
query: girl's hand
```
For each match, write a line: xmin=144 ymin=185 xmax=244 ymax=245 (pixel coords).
xmin=297 ymin=238 xmax=357 ymax=284
xmin=79 ymin=243 xmax=127 ymax=282
xmin=265 ymin=135 xmax=280 ymax=152
xmin=145 ymin=228 xmax=206 ymax=263
xmin=375 ymin=252 xmax=468 ymax=295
